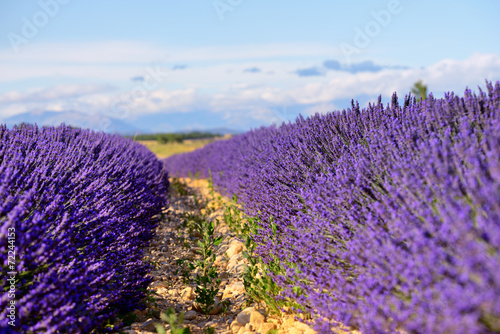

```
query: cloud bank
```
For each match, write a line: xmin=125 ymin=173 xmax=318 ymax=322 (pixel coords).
xmin=0 ymin=40 xmax=498 ymax=129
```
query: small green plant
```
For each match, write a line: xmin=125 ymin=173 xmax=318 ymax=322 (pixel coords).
xmin=174 ymin=259 xmax=193 ymax=285
xmin=193 ymin=193 xmax=201 ymax=209
xmin=207 ymin=169 xmax=224 ymax=212
xmin=173 ymin=174 xmax=225 ymax=317
xmin=191 ymin=218 xmax=223 ymax=315
xmin=117 ymin=311 xmax=139 ymax=327
xmin=223 ymin=194 xmax=245 ymax=234
xmin=155 ymin=308 xmax=191 ymax=334
xmin=242 ymin=218 xmax=285 ymax=315
xmin=223 ymin=199 xmax=290 ymax=315
xmin=171 ymin=177 xmax=192 ymax=196
xmin=138 ymin=287 xmax=162 ymax=319
xmin=411 ymin=79 xmax=428 ymax=100
xmin=182 ymin=212 xmax=206 ymax=238
xmin=203 ymin=327 xmax=215 ymax=334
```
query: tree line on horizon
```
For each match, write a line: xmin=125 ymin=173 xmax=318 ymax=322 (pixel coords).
xmin=128 ymin=131 xmax=223 ymax=144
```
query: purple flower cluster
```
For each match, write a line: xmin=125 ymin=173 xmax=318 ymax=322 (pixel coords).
xmin=165 ymin=81 xmax=500 ymax=333
xmin=0 ymin=124 xmax=169 ymax=333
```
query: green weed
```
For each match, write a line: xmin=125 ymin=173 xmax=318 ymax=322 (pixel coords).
xmin=155 ymin=308 xmax=191 ymax=334
xmin=173 ymin=173 xmax=226 ymax=316
xmin=171 ymin=177 xmax=192 ymax=196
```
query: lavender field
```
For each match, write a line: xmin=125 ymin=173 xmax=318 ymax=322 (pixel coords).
xmin=0 ymin=125 xmax=169 ymax=332
xmin=1 ymin=82 xmax=499 ymax=333
xmin=165 ymin=82 xmax=500 ymax=333
xmin=2 ymin=1 xmax=500 ymax=332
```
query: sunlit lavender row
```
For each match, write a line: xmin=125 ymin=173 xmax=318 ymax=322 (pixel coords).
xmin=165 ymin=81 xmax=500 ymax=333
xmin=0 ymin=125 xmax=169 ymax=333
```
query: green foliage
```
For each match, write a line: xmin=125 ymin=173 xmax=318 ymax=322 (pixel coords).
xmin=155 ymin=308 xmax=191 ymax=334
xmin=116 ymin=311 xmax=139 ymax=327
xmin=223 ymin=198 xmax=287 ymax=315
xmin=174 ymin=258 xmax=192 ymax=285
xmin=191 ymin=216 xmax=223 ymax=315
xmin=157 ymin=133 xmax=184 ymax=144
xmin=207 ymin=169 xmax=223 ymax=211
xmin=134 ymin=287 xmax=162 ymax=320
xmin=480 ymin=313 xmax=500 ymax=332
xmin=171 ymin=177 xmax=192 ymax=196
xmin=126 ymin=131 xmax=222 ymax=142
xmin=182 ymin=212 xmax=205 ymax=237
xmin=242 ymin=217 xmax=286 ymax=315
xmin=411 ymin=80 xmax=428 ymax=100
xmin=173 ymin=174 xmax=225 ymax=316
xmin=203 ymin=327 xmax=215 ymax=334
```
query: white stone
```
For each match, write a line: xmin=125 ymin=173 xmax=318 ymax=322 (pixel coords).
xmin=184 ymin=310 xmax=197 ymax=320
xmin=150 ymin=281 xmax=169 ymax=289
xmin=230 ymin=319 xmax=243 ymax=333
xmin=180 ymin=286 xmax=195 ymax=300
xmin=258 ymin=322 xmax=278 ymax=333
xmin=226 ymin=253 xmax=243 ymax=270
xmin=140 ymin=318 xmax=158 ymax=332
xmin=236 ymin=307 xmax=265 ymax=326
xmin=222 ymin=282 xmax=246 ymax=299
xmin=226 ymin=240 xmax=244 ymax=258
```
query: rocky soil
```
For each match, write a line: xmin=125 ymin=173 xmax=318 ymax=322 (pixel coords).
xmin=115 ymin=178 xmax=320 ymax=334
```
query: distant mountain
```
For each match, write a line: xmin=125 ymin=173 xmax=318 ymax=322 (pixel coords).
xmin=131 ymin=111 xmax=247 ymax=135
xmin=2 ymin=110 xmax=246 ymax=136
xmin=174 ymin=127 xmax=243 ymax=135
xmin=3 ymin=111 xmax=144 ymax=135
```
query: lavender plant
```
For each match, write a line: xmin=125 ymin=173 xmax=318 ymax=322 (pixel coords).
xmin=165 ymin=81 xmax=500 ymax=333
xmin=0 ymin=124 xmax=169 ymax=333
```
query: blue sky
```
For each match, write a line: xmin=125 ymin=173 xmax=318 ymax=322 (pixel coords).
xmin=1 ymin=0 xmax=500 ymax=133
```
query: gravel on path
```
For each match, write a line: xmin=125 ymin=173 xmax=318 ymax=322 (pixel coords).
xmin=115 ymin=178 xmax=323 ymax=334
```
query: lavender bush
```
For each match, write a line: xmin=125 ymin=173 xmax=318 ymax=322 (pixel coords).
xmin=164 ymin=81 xmax=500 ymax=333
xmin=0 ymin=124 xmax=169 ymax=333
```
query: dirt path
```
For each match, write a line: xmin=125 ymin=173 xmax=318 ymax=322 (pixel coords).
xmin=116 ymin=178 xmax=318 ymax=334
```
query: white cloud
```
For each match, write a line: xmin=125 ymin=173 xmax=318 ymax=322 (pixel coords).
xmin=302 ymin=102 xmax=338 ymax=116
xmin=0 ymin=84 xmax=116 ymax=118
xmin=0 ymin=52 xmax=499 ymax=123
xmin=0 ymin=40 xmax=337 ymax=83
xmin=0 ymin=40 xmax=339 ymax=64
xmin=0 ymin=84 xmax=115 ymax=104
xmin=289 ymin=53 xmax=500 ymax=104
xmin=125 ymin=88 xmax=204 ymax=113
xmin=0 ymin=41 xmax=166 ymax=64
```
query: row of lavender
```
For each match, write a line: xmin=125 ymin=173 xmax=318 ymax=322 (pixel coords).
xmin=165 ymin=81 xmax=500 ymax=334
xmin=0 ymin=125 xmax=169 ymax=333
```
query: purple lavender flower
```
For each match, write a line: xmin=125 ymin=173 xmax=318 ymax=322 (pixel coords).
xmin=165 ymin=81 xmax=500 ymax=333
xmin=1 ymin=124 xmax=169 ymax=333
